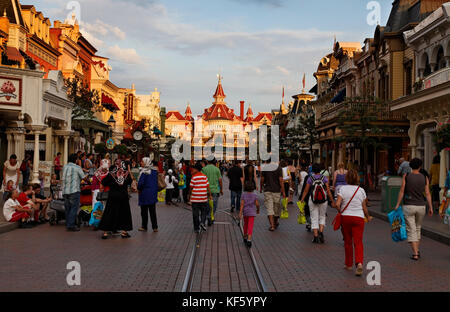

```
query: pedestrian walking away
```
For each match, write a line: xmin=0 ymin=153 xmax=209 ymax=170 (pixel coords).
xmin=300 ymin=163 xmax=335 ymax=243
xmin=188 ymin=162 xmax=212 ymax=233
xmin=138 ymin=157 xmax=159 ymax=233
xmin=99 ymin=160 xmax=134 ymax=239
xmin=228 ymin=160 xmax=243 ymax=213
xmin=202 ymin=159 xmax=223 ymax=226
xmin=239 ymin=181 xmax=260 ymax=248
xmin=260 ymin=161 xmax=286 ymax=231
xmin=332 ymin=162 xmax=348 ymax=200
xmin=165 ymin=169 xmax=178 ymax=205
xmin=394 ymin=158 xmax=433 ymax=261
xmin=334 ymin=169 xmax=373 ymax=276
xmin=62 ymin=154 xmax=87 ymax=232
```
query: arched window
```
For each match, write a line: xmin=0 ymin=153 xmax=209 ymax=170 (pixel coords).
xmin=435 ymin=46 xmax=446 ymax=71
xmin=424 ymin=54 xmax=432 ymax=77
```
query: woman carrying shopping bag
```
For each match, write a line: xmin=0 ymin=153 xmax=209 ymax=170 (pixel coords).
xmin=394 ymin=158 xmax=433 ymax=261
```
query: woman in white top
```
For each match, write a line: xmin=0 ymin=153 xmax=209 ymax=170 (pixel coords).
xmin=165 ymin=169 xmax=178 ymax=205
xmin=2 ymin=154 xmax=20 ymax=191
xmin=335 ymin=169 xmax=372 ymax=276
xmin=3 ymin=189 xmax=33 ymax=227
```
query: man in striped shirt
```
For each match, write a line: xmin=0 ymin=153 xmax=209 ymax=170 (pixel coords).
xmin=188 ymin=162 xmax=212 ymax=233
xmin=62 ymin=153 xmax=87 ymax=232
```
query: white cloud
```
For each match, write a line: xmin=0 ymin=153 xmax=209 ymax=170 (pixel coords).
xmin=106 ymin=45 xmax=143 ymax=64
xmin=81 ymin=19 xmax=126 ymax=40
xmin=276 ymin=66 xmax=290 ymax=75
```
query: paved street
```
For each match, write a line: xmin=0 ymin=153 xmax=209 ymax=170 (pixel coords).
xmin=1 ymin=178 xmax=449 ymax=292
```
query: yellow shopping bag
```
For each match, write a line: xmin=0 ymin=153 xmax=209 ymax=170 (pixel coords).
xmin=296 ymin=201 xmax=306 ymax=225
xmin=281 ymin=197 xmax=288 ymax=210
xmin=281 ymin=208 xmax=289 ymax=219
xmin=157 ymin=189 xmax=165 ymax=203
xmin=209 ymin=199 xmax=215 ymax=221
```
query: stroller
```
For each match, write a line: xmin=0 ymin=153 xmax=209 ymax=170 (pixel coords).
xmin=49 ymin=184 xmax=65 ymax=226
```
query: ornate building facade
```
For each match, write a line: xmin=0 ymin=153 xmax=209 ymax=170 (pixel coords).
xmin=165 ymin=77 xmax=272 ymax=158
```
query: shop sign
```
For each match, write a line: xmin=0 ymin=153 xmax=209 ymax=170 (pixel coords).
xmin=106 ymin=138 xmax=116 ymax=150
xmin=48 ymin=103 xmax=65 ymax=120
xmin=0 ymin=77 xmax=22 ymax=106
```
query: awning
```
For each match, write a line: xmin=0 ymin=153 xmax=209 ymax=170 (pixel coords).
xmin=330 ymin=88 xmax=346 ymax=104
xmin=6 ymin=47 xmax=24 ymax=63
xmin=102 ymin=93 xmax=120 ymax=111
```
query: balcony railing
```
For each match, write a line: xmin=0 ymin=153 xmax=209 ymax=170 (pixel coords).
xmin=320 ymin=101 xmax=407 ymax=123
xmin=415 ymin=66 xmax=450 ymax=92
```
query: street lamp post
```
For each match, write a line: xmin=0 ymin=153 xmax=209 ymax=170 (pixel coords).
xmin=107 ymin=114 xmax=116 ymax=138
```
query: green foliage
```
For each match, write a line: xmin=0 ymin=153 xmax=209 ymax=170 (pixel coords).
xmin=94 ymin=143 xmax=107 ymax=155
xmin=285 ymin=104 xmax=319 ymax=157
xmin=114 ymin=144 xmax=129 ymax=156
xmin=336 ymin=96 xmax=390 ymax=151
xmin=65 ymin=77 xmax=102 ymax=119
xmin=434 ymin=121 xmax=450 ymax=151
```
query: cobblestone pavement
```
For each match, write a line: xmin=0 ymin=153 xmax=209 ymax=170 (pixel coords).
xmin=1 ymin=177 xmax=449 ymax=292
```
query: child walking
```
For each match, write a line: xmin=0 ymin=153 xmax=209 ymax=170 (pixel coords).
xmin=239 ymin=181 xmax=260 ymax=248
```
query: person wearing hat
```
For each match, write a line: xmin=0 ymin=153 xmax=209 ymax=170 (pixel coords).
xmin=188 ymin=162 xmax=212 ymax=233
xmin=165 ymin=168 xmax=178 ymax=205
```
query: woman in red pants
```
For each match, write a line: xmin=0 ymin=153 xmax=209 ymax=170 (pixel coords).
xmin=239 ymin=181 xmax=260 ymax=248
xmin=335 ymin=169 xmax=373 ymax=276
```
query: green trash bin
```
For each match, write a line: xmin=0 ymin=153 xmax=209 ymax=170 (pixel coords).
xmin=381 ymin=176 xmax=403 ymax=213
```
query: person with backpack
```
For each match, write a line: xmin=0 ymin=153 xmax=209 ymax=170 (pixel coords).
xmin=300 ymin=163 xmax=335 ymax=243
xmin=394 ymin=158 xmax=433 ymax=261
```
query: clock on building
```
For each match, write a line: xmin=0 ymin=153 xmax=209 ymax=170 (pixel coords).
xmin=133 ymin=130 xmax=143 ymax=141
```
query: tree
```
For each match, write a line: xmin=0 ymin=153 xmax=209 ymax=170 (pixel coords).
xmin=65 ymin=77 xmax=102 ymax=119
xmin=336 ymin=96 xmax=399 ymax=173
xmin=286 ymin=104 xmax=319 ymax=163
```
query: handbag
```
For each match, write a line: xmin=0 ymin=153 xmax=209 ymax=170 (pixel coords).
xmin=96 ymin=191 xmax=109 ymax=201
xmin=332 ymin=186 xmax=360 ymax=231
xmin=158 ymin=173 xmax=166 ymax=192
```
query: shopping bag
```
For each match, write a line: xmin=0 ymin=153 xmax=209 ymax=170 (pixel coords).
xmin=157 ymin=189 xmax=166 ymax=202
xmin=281 ymin=207 xmax=289 ymax=219
xmin=296 ymin=201 xmax=306 ymax=225
xmin=209 ymin=199 xmax=215 ymax=221
xmin=387 ymin=206 xmax=408 ymax=242
xmin=281 ymin=197 xmax=288 ymax=210
xmin=439 ymin=200 xmax=446 ymax=216
xmin=89 ymin=202 xmax=104 ymax=227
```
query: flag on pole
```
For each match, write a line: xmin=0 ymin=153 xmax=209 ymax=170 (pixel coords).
xmin=282 ymin=86 xmax=284 ymax=99
xmin=302 ymin=74 xmax=306 ymax=91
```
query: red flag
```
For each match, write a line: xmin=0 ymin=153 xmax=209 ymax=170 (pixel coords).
xmin=302 ymin=74 xmax=306 ymax=90
xmin=282 ymin=86 xmax=284 ymax=98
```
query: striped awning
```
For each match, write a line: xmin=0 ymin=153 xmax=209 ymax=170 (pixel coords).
xmin=6 ymin=47 xmax=24 ymax=62
xmin=102 ymin=93 xmax=120 ymax=111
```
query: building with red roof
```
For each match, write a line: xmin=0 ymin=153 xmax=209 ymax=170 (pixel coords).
xmin=165 ymin=76 xmax=272 ymax=150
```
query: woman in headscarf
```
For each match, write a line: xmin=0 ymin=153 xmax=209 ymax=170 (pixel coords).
xmin=99 ymin=159 xmax=133 ymax=239
xmin=137 ymin=157 xmax=159 ymax=232
xmin=92 ymin=159 xmax=110 ymax=209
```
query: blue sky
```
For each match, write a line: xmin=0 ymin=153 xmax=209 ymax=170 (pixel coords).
xmin=37 ymin=0 xmax=393 ymax=116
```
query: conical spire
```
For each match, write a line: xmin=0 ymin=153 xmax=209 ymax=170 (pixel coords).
xmin=213 ymin=75 xmax=226 ymax=100
xmin=185 ymin=102 xmax=193 ymax=121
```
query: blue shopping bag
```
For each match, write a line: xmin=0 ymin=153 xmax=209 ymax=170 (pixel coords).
xmin=387 ymin=206 xmax=408 ymax=242
xmin=89 ymin=201 xmax=104 ymax=228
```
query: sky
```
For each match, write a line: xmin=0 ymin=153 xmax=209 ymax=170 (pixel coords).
xmin=36 ymin=0 xmax=394 ymax=116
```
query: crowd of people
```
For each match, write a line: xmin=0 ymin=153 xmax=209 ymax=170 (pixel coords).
xmin=2 ymin=151 xmax=450 ymax=277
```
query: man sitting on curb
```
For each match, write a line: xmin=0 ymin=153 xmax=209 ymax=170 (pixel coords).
xmin=3 ymin=189 xmax=34 ymax=228
xmin=32 ymin=183 xmax=52 ymax=223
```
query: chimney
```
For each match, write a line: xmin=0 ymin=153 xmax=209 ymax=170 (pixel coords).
xmin=240 ymin=101 xmax=245 ymax=120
